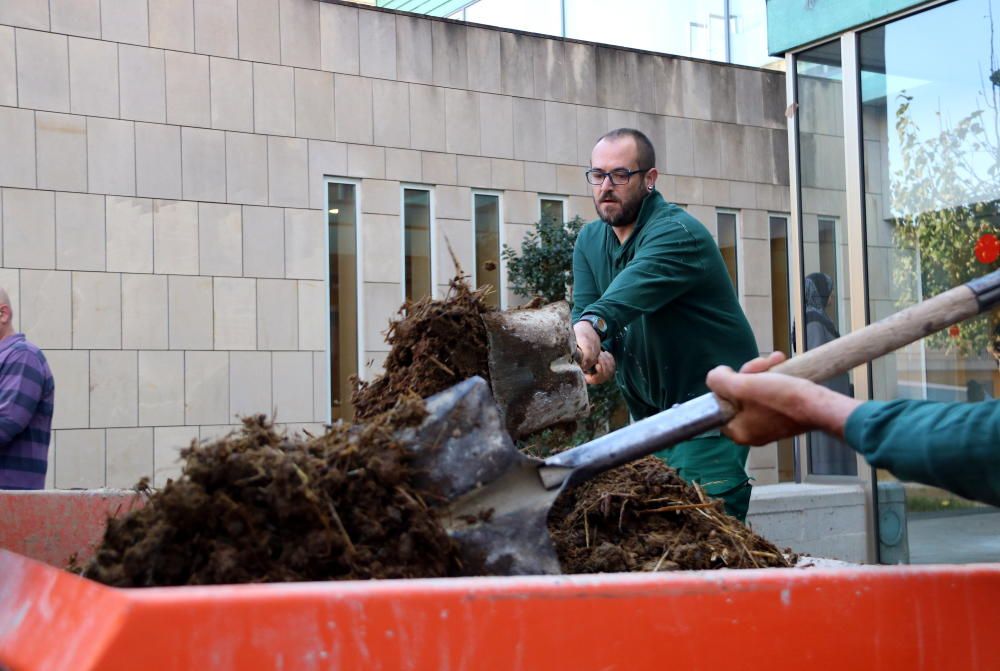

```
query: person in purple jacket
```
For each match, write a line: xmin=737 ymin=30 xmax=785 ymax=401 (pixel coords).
xmin=0 ymin=288 xmax=55 ymax=489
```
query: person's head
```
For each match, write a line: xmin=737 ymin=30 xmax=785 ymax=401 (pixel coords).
xmin=804 ymin=272 xmax=834 ymax=310
xmin=0 ymin=288 xmax=13 ymax=340
xmin=588 ymin=128 xmax=659 ymax=228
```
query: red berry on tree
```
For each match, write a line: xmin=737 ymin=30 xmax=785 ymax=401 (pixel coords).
xmin=975 ymin=233 xmax=1000 ymax=264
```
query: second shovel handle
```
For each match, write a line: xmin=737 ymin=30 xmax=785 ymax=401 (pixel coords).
xmin=769 ymin=283 xmax=981 ymax=383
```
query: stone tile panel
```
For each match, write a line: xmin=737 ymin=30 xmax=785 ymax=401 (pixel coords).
xmin=16 ymin=29 xmax=68 ymax=112
xmin=3 ymin=188 xmax=54 ymax=269
xmin=214 ymin=277 xmax=256 ymax=349
xmin=237 ymin=0 xmax=280 ymax=64
xmin=359 ymin=9 xmax=396 ymax=79
xmin=394 ymin=14 xmax=432 ymax=84
xmin=268 ymin=136 xmax=309 ymax=208
xmin=320 ymin=2 xmax=359 ymax=74
xmin=149 ymin=0 xmax=194 ymax=52
xmin=122 ymin=273 xmax=168 ymax=349
xmin=135 ymin=122 xmax=182 ymax=199
xmin=46 ymin=350 xmax=89 ymax=429
xmin=230 ymin=350 xmax=271 ymax=419
xmin=182 ymin=127 xmax=226 ymax=202
xmin=279 ymin=0 xmax=320 ymax=69
xmin=168 ymin=275 xmax=213 ymax=349
xmin=256 ymin=279 xmax=298 ymax=350
xmin=55 ymin=192 xmax=105 ymax=271
xmin=225 ymin=132 xmax=268 ymax=205
xmin=69 ymin=37 xmax=118 ymax=117
xmin=194 ymin=0 xmax=238 ymax=58
xmin=72 ymin=271 xmax=121 ymax=349
xmin=106 ymin=196 xmax=153 ymax=273
xmin=101 ymin=0 xmax=148 ymax=45
xmin=119 ymin=45 xmax=165 ymax=123
xmin=199 ymin=203 xmax=243 ymax=276
xmin=295 ymin=68 xmax=336 ymax=140
xmin=165 ymin=51 xmax=210 ymax=127
xmin=242 ymin=205 xmax=284 ymax=278
xmin=479 ymin=93 xmax=513 ymax=159
xmin=272 ymin=351 xmax=313 ymax=423
xmin=334 ymin=74 xmax=373 ymax=144
xmin=55 ymin=429 xmax=105 ymax=489
xmin=185 ymin=351 xmax=229 ymax=425
xmin=36 ymin=112 xmax=86 ymax=193
xmin=153 ymin=199 xmax=199 ymax=275
xmin=20 ymin=270 xmax=71 ymax=348
xmin=210 ymin=57 xmax=253 ymax=132
xmin=106 ymin=428 xmax=153 ymax=488
xmin=445 ymin=88 xmax=480 ymax=155
xmin=87 ymin=117 xmax=136 ymax=196
xmin=253 ymin=63 xmax=294 ymax=136
xmin=432 ymin=21 xmax=467 ymax=89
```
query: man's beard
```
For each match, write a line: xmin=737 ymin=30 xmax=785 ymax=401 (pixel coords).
xmin=595 ymin=191 xmax=645 ymax=228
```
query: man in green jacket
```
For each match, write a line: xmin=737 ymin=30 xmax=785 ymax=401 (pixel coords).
xmin=707 ymin=352 xmax=1000 ymax=507
xmin=572 ymin=128 xmax=760 ymax=520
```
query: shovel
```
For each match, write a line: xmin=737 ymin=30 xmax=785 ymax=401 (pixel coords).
xmin=402 ymin=270 xmax=1000 ymax=575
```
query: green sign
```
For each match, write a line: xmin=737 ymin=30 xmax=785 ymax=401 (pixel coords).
xmin=767 ymin=0 xmax=931 ymax=54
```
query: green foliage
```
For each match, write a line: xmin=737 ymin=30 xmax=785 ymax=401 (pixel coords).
xmin=502 ymin=215 xmax=628 ymax=451
xmin=890 ymin=93 xmax=1000 ymax=355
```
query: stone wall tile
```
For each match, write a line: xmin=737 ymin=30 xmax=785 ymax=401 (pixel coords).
xmin=165 ymin=51 xmax=209 ymax=127
xmin=361 ymin=215 xmax=400 ymax=284
xmin=479 ymin=93 xmax=513 ymax=159
xmin=3 ymin=188 xmax=54 ymax=269
xmin=284 ymin=208 xmax=325 ymax=279
xmin=680 ymin=59 xmax=711 ymax=122
xmin=709 ymin=64 xmax=736 ymax=124
xmin=194 ymin=0 xmax=237 ymax=58
xmin=313 ymin=352 xmax=327 ymax=421
xmin=168 ymin=275 xmax=213 ymax=349
xmin=499 ymin=32 xmax=533 ymax=98
xmin=347 ymin=143 xmax=385 ymax=179
xmin=512 ymin=98 xmax=545 ymax=162
xmin=0 ymin=0 xmax=49 ymax=30
xmin=545 ymin=101 xmax=577 ymax=165
xmin=55 ymin=429 xmax=105 ymax=489
xmin=149 ymin=0 xmax=194 ymax=52
xmin=308 ymin=140 xmax=349 ymax=209
xmin=490 ymin=159 xmax=523 ymax=191
xmin=565 ymin=41 xmax=596 ymax=107
xmin=362 ymin=282 xmax=400 ymax=351
xmin=297 ymin=279 xmax=326 ymax=351
xmin=237 ymin=0 xmax=279 ymax=64
xmin=735 ymin=68 xmax=765 ymax=127
xmin=386 ymin=148 xmax=421 ymax=183
xmin=101 ymin=0 xmax=148 ymax=45
xmin=279 ymin=0 xmax=320 ymax=69
xmin=226 ymin=132 xmax=268 ymax=205
xmin=653 ymin=56 xmax=684 ymax=117
xmin=69 ymin=37 xmax=118 ymax=117
xmin=72 ymin=271 xmax=121 ymax=349
xmin=242 ymin=205 xmax=284 ymax=278
xmin=457 ymin=155 xmax=490 ymax=189
xmin=320 ymin=2 xmax=358 ymax=74
xmin=88 ymin=117 xmax=136 ymax=196
xmin=409 ymin=84 xmax=445 ymax=152
xmin=421 ymin=152 xmax=455 ymax=185
xmin=372 ymin=79 xmax=410 ymax=148
xmin=20 ymin=270 xmax=71 ymax=348
xmin=182 ymin=127 xmax=226 ymax=202
xmin=256 ymin=278 xmax=297 ymax=350
xmin=268 ymin=136 xmax=309 ymax=208
xmin=153 ymin=199 xmax=199 ymax=275
xmin=394 ymin=14 xmax=432 ymax=84
xmin=272 ymin=351 xmax=313 ymax=423
xmin=0 ymin=107 xmax=35 ymax=188
xmin=36 ymin=112 xmax=86 ymax=192
xmin=0 ymin=28 xmax=14 ymax=107
xmin=359 ymin=9 xmax=395 ymax=79
xmin=56 ymin=192 xmax=105 ymax=271
xmin=46 ymin=350 xmax=89 ymax=429
xmin=119 ymin=45 xmax=165 ymax=123
xmin=435 ymin=185 xmax=470 ymax=220
xmin=106 ymin=196 xmax=153 ymax=273
xmin=123 ymin=273 xmax=167 ymax=349
xmin=106 ymin=427 xmax=153 ymax=488
xmin=294 ymin=68 xmax=335 ymax=140
xmin=503 ymin=190 xmax=535 ymax=225
xmin=692 ymin=120 xmax=721 ymax=179
xmin=532 ymin=38 xmax=567 ymax=102
xmin=185 ymin=351 xmax=229 ymax=425
xmin=334 ymin=74 xmax=373 ymax=144
xmin=359 ymin=179 xmax=400 ymax=216
xmin=135 ymin=122 xmax=181 ymax=199
xmin=230 ymin=350 xmax=271 ymax=418
xmin=466 ymin=26 xmax=500 ymax=94
xmin=199 ymin=203 xmax=242 ymax=276
xmin=253 ymin=62 xmax=294 ymax=136
xmin=432 ymin=20 xmax=467 ymax=89
xmin=210 ymin=57 xmax=253 ymax=132
xmin=214 ymin=277 xmax=256 ymax=349
xmin=445 ymin=88 xmax=480 ymax=156
xmin=16 ymin=29 xmax=68 ymax=112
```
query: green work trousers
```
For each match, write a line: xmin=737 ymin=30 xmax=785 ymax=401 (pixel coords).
xmin=654 ymin=435 xmax=751 ymax=521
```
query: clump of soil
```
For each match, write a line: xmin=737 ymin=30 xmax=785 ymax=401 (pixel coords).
xmin=84 ymin=400 xmax=461 ymax=587
xmin=352 ymin=278 xmax=494 ymax=421
xmin=549 ymin=458 xmax=793 ymax=572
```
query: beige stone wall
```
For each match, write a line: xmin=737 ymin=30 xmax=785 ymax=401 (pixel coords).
xmin=0 ymin=0 xmax=789 ymax=489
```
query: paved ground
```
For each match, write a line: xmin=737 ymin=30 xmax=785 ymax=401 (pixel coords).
xmin=907 ymin=509 xmax=1000 ymax=564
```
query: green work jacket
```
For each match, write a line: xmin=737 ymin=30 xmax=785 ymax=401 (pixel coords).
xmin=846 ymin=399 xmax=1000 ymax=506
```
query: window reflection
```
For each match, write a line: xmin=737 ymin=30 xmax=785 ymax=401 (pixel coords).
xmin=475 ymin=194 xmax=501 ymax=308
xmin=540 ymin=198 xmax=564 ymax=226
xmin=404 ymin=188 xmax=432 ymax=303
xmin=328 ymin=182 xmax=357 ymax=422
xmin=717 ymin=211 xmax=738 ymax=289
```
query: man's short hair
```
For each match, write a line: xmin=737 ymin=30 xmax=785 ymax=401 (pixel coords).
xmin=596 ymin=128 xmax=656 ymax=170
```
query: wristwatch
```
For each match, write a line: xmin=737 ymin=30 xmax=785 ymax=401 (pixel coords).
xmin=579 ymin=313 xmax=608 ymax=339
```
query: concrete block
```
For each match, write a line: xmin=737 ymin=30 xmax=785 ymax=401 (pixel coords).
xmin=0 ymin=28 xmax=14 ymax=107
xmin=556 ymin=165 xmax=587 ymax=198
xmin=735 ymin=68 xmax=765 ymax=128
xmin=165 ymin=51 xmax=209 ymax=127
xmin=182 ymin=127 xmax=226 ymax=202
xmin=0 ymin=0 xmax=49 ymax=30
xmin=499 ymin=32 xmax=533 ymax=98
xmin=762 ymin=71 xmax=786 ymax=130
xmin=680 ymin=59 xmax=711 ymax=122
xmin=432 ymin=20 xmax=467 ymax=89
xmin=210 ymin=57 xmax=253 ymax=132
xmin=359 ymin=9 xmax=395 ymax=79
xmin=100 ymin=0 xmax=148 ymax=45
xmin=606 ymin=109 xmax=637 ymax=133
xmin=119 ymin=45 xmax=165 ymax=123
xmin=576 ymin=106 xmax=608 ymax=167
xmin=72 ymin=271 xmax=121 ymax=349
xmin=123 ymin=273 xmax=168 ymax=349
xmin=512 ymin=98 xmax=545 ymax=162
xmin=256 ymin=279 xmax=297 ymax=350
xmin=46 ymin=350 xmax=89 ymax=429
xmin=153 ymin=426 xmax=195 ymax=485
xmin=135 ymin=122 xmax=182 ymax=199
xmin=347 ymin=143 xmax=385 ymax=179
xmin=465 ymin=26 xmax=500 ymax=94
xmin=334 ymin=74 xmax=372 ymax=144
xmin=87 ymin=117 xmax=136 ymax=197
xmin=55 ymin=430 xmax=105 ymax=489
xmin=596 ymin=47 xmax=650 ymax=112
xmin=742 ymin=238 xmax=771 ymax=296
xmin=272 ymin=351 xmax=313 ymax=423
xmin=361 ymin=214 xmax=400 ymax=284
xmin=230 ymin=351 xmax=271 ymax=419
xmin=225 ymin=132 xmax=268 ymax=205
xmin=363 ymin=283 xmax=400 ymax=351
xmin=194 ymin=0 xmax=238 ymax=58
xmin=702 ymin=179 xmax=730 ymax=207
xmin=692 ymin=120 xmax=722 ymax=179
xmin=545 ymin=101 xmax=577 ymax=166
xmin=168 ymin=275 xmax=213 ymax=349
xmin=36 ymin=112 xmax=86 ymax=193
xmin=524 ymin=163 xmax=556 ymax=194
xmin=491 ymin=158 xmax=523 ymax=191
xmin=479 ymin=93 xmax=513 ymax=159
xmin=20 ymin=270 xmax=71 ymax=348
xmin=279 ymin=0 xmax=320 ymax=69
xmin=372 ymin=79 xmax=411 ymax=148
xmin=253 ymin=62 xmax=294 ymax=136
xmin=564 ymin=41 xmax=597 ymax=107
xmin=409 ymin=84 xmax=445 ymax=152
xmin=68 ymin=37 xmax=118 ymax=117
xmin=445 ymin=88 xmax=480 ymax=155
xmin=504 ymin=190 xmax=536 ymax=225
xmin=237 ymin=0 xmax=279 ymax=64
xmin=741 ymin=209 xmax=769 ymax=240
xmin=457 ymin=155 xmax=490 ymax=189
xmin=386 ymin=148 xmax=422 ymax=183
xmin=674 ymin=176 xmax=704 ymax=205
xmin=359 ymin=179 xmax=400 ymax=216
xmin=55 ymin=192 xmax=105 ymax=271
xmin=743 ymin=294 xmax=774 ymax=353
xmin=308 ymin=140 xmax=348 ymax=209
xmin=297 ymin=279 xmax=326 ymax=351
xmin=16 ymin=29 xmax=68 ymax=112
xmin=0 ymin=107 xmax=35 ymax=189
xmin=319 ymin=2 xmax=358 ymax=74
xmin=90 ymin=351 xmax=138 ymax=428
xmin=106 ymin=428 xmax=153 ymax=488
xmin=284 ymin=208 xmax=325 ymax=279
xmin=3 ymin=188 xmax=54 ymax=269
xmin=422 ymin=152 xmax=456 ymax=185
xmin=719 ymin=124 xmax=749 ymax=182
xmin=199 ymin=203 xmax=242 ymax=276
xmin=709 ymin=64 xmax=736 ymax=124
xmin=436 ymin=185 xmax=470 ymax=220
xmin=214 ymin=277 xmax=256 ymax=349
xmin=294 ymin=68 xmax=335 ymax=141
xmin=149 ymin=0 xmax=194 ymax=52
xmin=313 ymin=351 xmax=328 ymax=421
xmin=652 ymin=56 xmax=684 ymax=117
xmin=106 ymin=196 xmax=153 ymax=273
xmin=242 ymin=206 xmax=284 ymax=278
xmin=566 ymin=196 xmax=594 ymax=225
xmin=730 ymin=181 xmax=757 ymax=210
xmin=394 ymin=14 xmax=432 ymax=84
xmin=153 ymin=199 xmax=199 ymax=275
xmin=185 ymin=351 xmax=229 ymax=425
xmin=268 ymin=136 xmax=309 ymax=208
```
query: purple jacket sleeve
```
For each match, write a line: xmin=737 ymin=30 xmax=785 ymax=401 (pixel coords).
xmin=0 ymin=349 xmax=46 ymax=445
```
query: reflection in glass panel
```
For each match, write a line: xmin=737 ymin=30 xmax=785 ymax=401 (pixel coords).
xmin=464 ymin=0 xmax=561 ymax=36
xmin=404 ymin=188 xmax=432 ymax=303
xmin=796 ymin=40 xmax=858 ymax=476
xmin=475 ymin=194 xmax=501 ymax=309
xmin=540 ymin=198 xmax=564 ymax=225
xmin=328 ymin=182 xmax=357 ymax=422
xmin=860 ymin=0 xmax=1000 ymax=562
xmin=717 ymin=211 xmax=738 ymax=289
xmin=770 ymin=215 xmax=796 ymax=481
xmin=729 ymin=0 xmax=775 ymax=67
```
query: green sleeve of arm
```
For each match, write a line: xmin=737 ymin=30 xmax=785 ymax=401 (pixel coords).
xmin=571 ymin=237 xmax=601 ymax=323
xmin=580 ymin=227 xmax=703 ymax=337
xmin=845 ymin=399 xmax=1000 ymax=506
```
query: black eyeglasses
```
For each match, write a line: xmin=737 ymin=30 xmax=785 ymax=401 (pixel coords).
xmin=585 ymin=167 xmax=651 ymax=186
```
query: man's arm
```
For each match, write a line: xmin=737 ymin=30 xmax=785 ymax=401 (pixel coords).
xmin=572 ymin=235 xmax=605 ymax=371
xmin=0 ymin=349 xmax=47 ymax=445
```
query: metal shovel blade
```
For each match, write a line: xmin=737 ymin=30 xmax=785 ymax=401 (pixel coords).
xmin=481 ymin=301 xmax=589 ymax=440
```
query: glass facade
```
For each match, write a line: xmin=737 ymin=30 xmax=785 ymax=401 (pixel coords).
xmin=474 ymin=193 xmax=502 ymax=308
xmin=403 ymin=188 xmax=433 ymax=303
xmin=328 ymin=182 xmax=358 ymax=422
xmin=445 ymin=0 xmax=777 ymax=67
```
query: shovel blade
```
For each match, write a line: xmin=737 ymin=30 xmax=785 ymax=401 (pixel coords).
xmin=482 ymin=301 xmax=589 ymax=439
xmin=402 ymin=376 xmax=562 ymax=575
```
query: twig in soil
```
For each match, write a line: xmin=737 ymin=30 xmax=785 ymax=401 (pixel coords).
xmin=650 ymin=520 xmax=688 ymax=572
xmin=328 ymin=501 xmax=356 ymax=554
xmin=618 ymin=499 xmax=628 ymax=531
xmin=584 ymin=509 xmax=591 ymax=549
xmin=637 ymin=501 xmax=714 ymax=514
xmin=426 ymin=354 xmax=456 ymax=377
